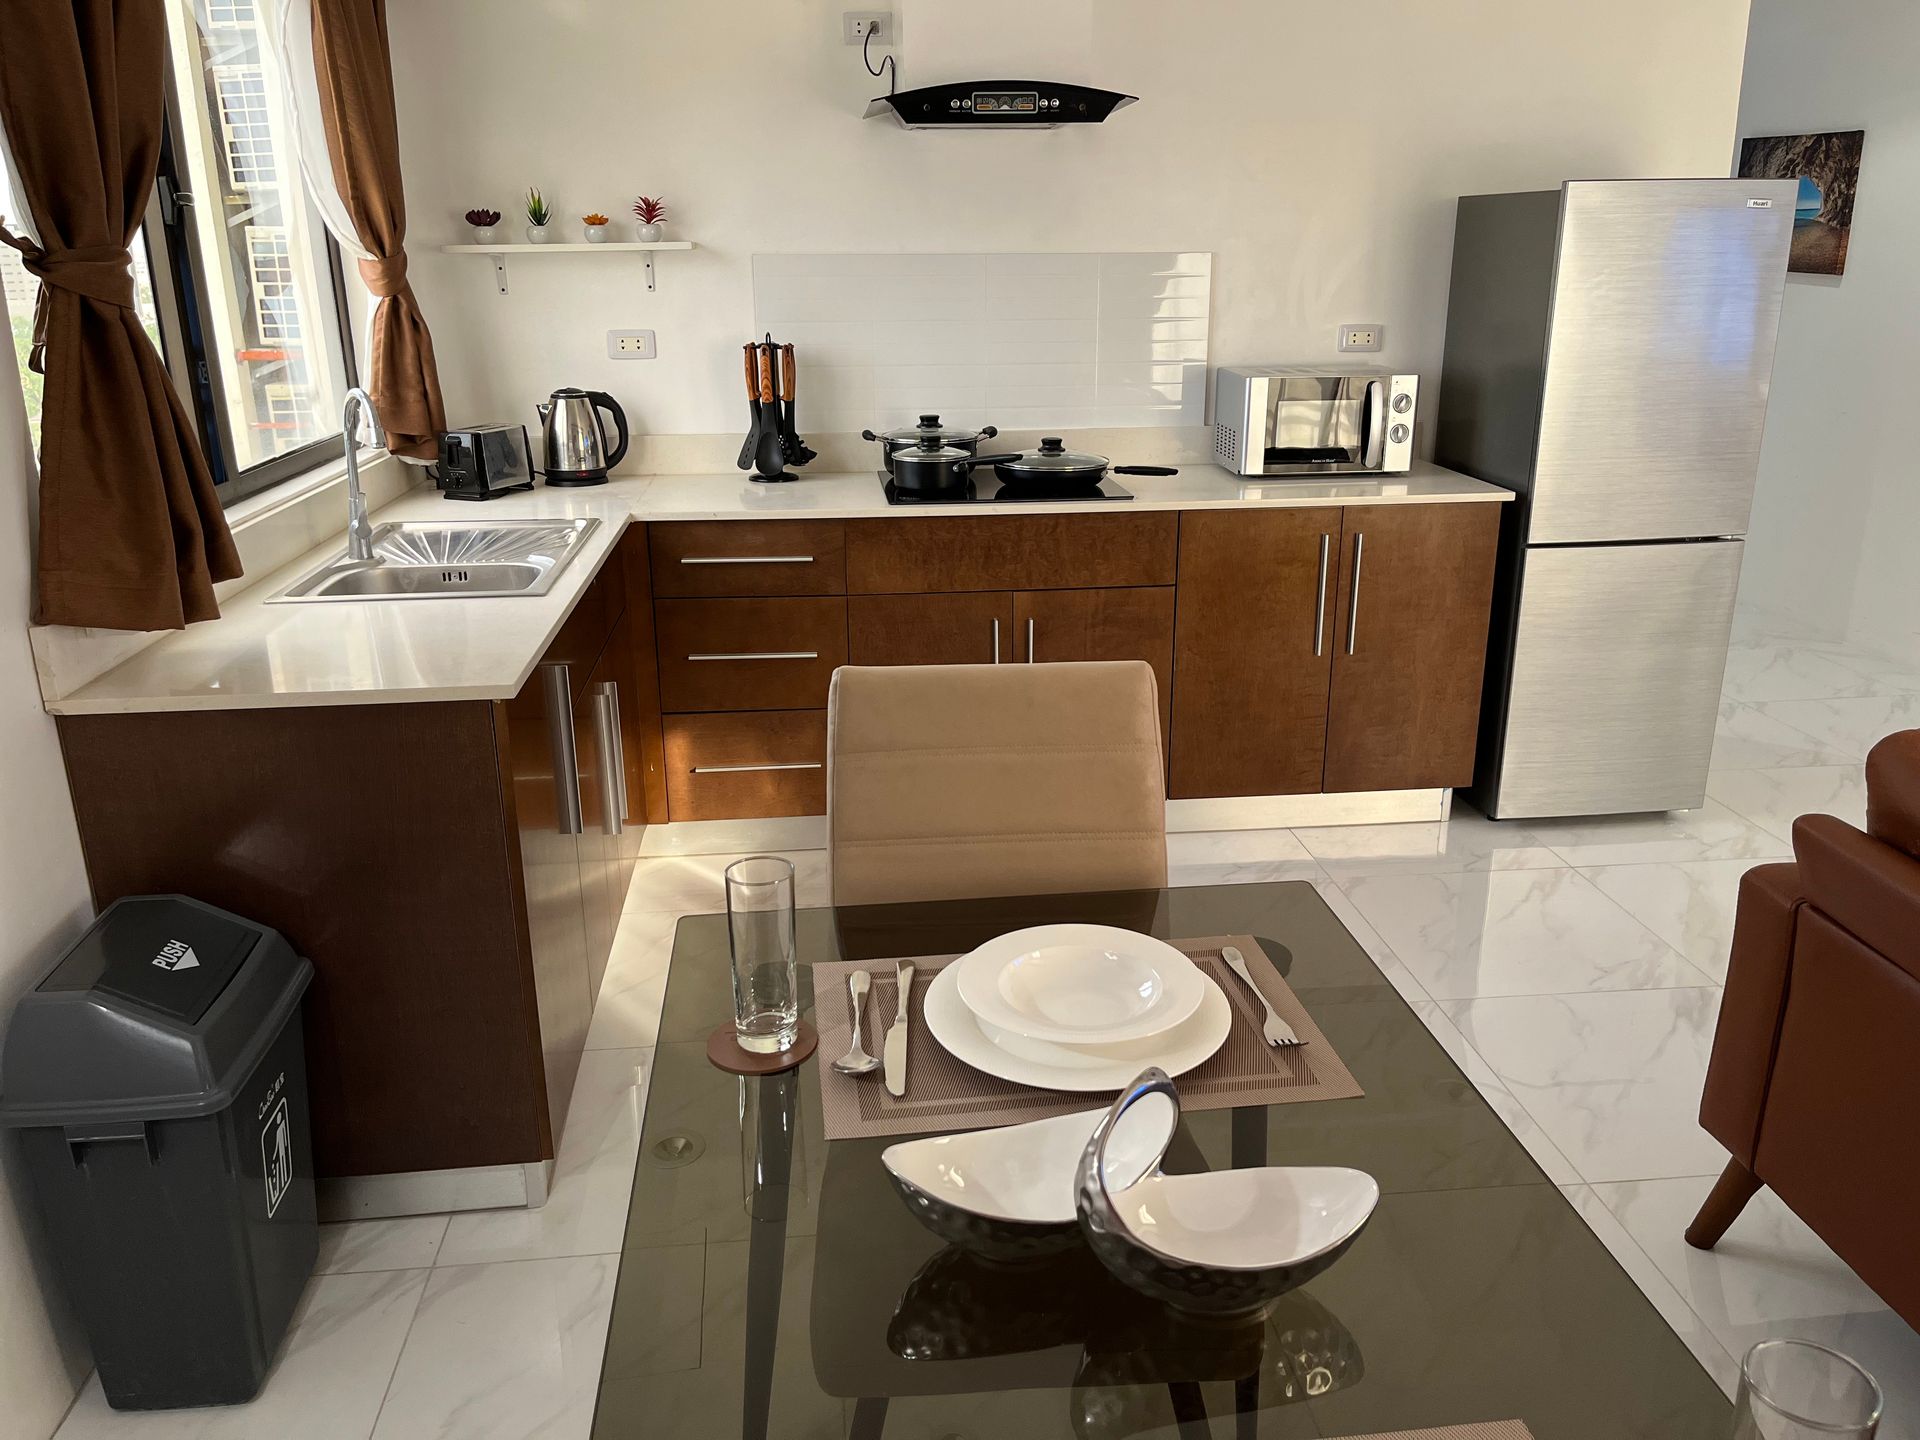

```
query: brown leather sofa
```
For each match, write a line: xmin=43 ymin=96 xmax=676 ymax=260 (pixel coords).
xmin=1688 ymin=728 xmax=1920 ymax=1331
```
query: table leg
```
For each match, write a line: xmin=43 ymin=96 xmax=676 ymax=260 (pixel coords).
xmin=1234 ymin=1371 xmax=1259 ymax=1440
xmin=743 ymin=1071 xmax=797 ymax=1440
xmin=1167 ymin=1380 xmax=1213 ymax=1439
xmin=1231 ymin=1104 xmax=1267 ymax=1169
xmin=848 ymin=1396 xmax=889 ymax=1440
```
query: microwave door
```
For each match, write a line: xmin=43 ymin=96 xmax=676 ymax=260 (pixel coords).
xmin=1265 ymin=377 xmax=1363 ymax=470
xmin=1360 ymin=378 xmax=1386 ymax=470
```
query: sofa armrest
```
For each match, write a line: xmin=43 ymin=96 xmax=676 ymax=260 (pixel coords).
xmin=1698 ymin=861 xmax=1804 ymax=1163
xmin=1793 ymin=813 xmax=1920 ymax=986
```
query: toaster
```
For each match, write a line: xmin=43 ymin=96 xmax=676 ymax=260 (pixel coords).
xmin=436 ymin=423 xmax=535 ymax=501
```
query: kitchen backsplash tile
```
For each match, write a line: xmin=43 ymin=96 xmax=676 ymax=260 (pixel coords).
xmin=753 ymin=252 xmax=1211 ymax=434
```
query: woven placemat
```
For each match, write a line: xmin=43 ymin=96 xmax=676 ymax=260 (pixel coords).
xmin=1342 ymin=1425 xmax=1532 ymax=1440
xmin=813 ymin=934 xmax=1362 ymax=1141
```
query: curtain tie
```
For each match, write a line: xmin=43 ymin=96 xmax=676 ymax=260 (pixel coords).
xmin=357 ymin=251 xmax=409 ymax=297
xmin=0 ymin=228 xmax=136 ymax=373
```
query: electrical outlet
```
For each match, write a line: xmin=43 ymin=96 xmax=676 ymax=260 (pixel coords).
xmin=607 ymin=329 xmax=656 ymax=360
xmin=1338 ymin=324 xmax=1383 ymax=353
xmin=843 ymin=11 xmax=891 ymax=44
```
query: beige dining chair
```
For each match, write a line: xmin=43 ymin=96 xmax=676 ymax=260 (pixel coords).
xmin=826 ymin=661 xmax=1169 ymax=906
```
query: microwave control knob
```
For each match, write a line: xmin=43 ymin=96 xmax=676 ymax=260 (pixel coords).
xmin=1389 ymin=423 xmax=1411 ymax=444
xmin=1391 ymin=392 xmax=1413 ymax=413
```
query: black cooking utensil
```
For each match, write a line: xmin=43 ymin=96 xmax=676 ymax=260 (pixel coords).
xmin=736 ymin=343 xmax=762 ymax=471
xmin=984 ymin=437 xmax=1180 ymax=488
xmin=753 ymin=339 xmax=789 ymax=480
xmin=778 ymin=343 xmax=816 ymax=466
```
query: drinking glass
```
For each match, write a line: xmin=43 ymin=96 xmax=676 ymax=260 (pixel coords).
xmin=726 ymin=856 xmax=798 ymax=1053
xmin=1733 ymin=1339 xmax=1882 ymax=1439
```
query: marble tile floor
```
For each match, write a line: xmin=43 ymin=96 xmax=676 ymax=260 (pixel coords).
xmin=53 ymin=620 xmax=1919 ymax=1437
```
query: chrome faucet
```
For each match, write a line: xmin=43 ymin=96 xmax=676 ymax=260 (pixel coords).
xmin=342 ymin=386 xmax=386 ymax=562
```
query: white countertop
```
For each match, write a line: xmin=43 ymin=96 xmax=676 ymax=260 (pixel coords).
xmin=48 ymin=461 xmax=1509 ymax=716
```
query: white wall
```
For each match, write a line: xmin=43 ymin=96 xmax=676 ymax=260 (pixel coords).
xmin=388 ymin=0 xmax=1757 ymax=448
xmin=1735 ymin=0 xmax=1920 ymax=664
xmin=0 ymin=290 xmax=93 ymax=1434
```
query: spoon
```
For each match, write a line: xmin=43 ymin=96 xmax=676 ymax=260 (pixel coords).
xmin=832 ymin=970 xmax=881 ymax=1076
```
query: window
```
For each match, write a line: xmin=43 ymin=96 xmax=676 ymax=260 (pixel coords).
xmin=156 ymin=0 xmax=354 ymax=501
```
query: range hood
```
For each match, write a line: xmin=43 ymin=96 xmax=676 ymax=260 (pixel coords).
xmin=865 ymin=80 xmax=1136 ymax=128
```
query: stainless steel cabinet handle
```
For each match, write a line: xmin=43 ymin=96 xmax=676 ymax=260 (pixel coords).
xmin=690 ymin=762 xmax=825 ymax=774
xmin=603 ymin=680 xmax=629 ymax=819
xmin=686 ymin=650 xmax=818 ymax=662
xmin=541 ymin=664 xmax=582 ymax=836
xmin=1346 ymin=532 xmax=1365 ymax=656
xmin=1313 ymin=533 xmax=1331 ymax=657
xmin=592 ymin=681 xmax=623 ymax=836
xmin=679 ymin=555 xmax=814 ymax=565
xmin=1027 ymin=616 xmax=1036 ymax=663
xmin=992 ymin=616 xmax=1001 ymax=664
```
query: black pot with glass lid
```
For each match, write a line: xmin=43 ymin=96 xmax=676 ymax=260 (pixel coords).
xmin=862 ymin=415 xmax=999 ymax=476
xmin=887 ymin=436 xmax=1023 ymax=498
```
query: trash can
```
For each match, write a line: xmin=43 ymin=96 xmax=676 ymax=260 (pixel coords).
xmin=0 ymin=894 xmax=317 ymax=1410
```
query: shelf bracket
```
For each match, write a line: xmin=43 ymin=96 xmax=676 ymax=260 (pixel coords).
xmin=643 ymin=253 xmax=656 ymax=292
xmin=490 ymin=254 xmax=509 ymax=295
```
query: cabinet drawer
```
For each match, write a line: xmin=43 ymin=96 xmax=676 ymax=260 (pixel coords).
xmin=650 ymin=521 xmax=846 ymax=597
xmin=664 ymin=711 xmax=827 ymax=820
xmin=654 ymin=597 xmax=847 ymax=712
xmin=845 ymin=513 xmax=1178 ymax=593
xmin=848 ymin=592 xmax=1013 ymax=667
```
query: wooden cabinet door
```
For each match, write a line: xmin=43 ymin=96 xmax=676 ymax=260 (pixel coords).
xmin=504 ymin=662 xmax=594 ymax=1145
xmin=848 ymin=592 xmax=1013 ymax=667
xmin=1323 ymin=503 xmax=1501 ymax=792
xmin=1169 ymin=508 xmax=1342 ymax=799
xmin=578 ymin=645 xmax=633 ymax=1002
xmin=1014 ymin=587 xmax=1176 ymax=750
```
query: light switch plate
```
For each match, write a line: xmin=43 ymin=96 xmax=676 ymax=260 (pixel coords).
xmin=607 ymin=329 xmax=656 ymax=359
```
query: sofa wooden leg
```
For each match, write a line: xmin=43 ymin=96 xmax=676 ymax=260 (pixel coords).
xmin=1686 ymin=1158 xmax=1763 ymax=1249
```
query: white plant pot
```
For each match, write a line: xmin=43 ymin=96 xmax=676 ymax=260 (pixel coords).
xmin=526 ymin=225 xmax=552 ymax=244
xmin=635 ymin=222 xmax=663 ymax=242
xmin=583 ymin=224 xmax=609 ymax=244
xmin=469 ymin=225 xmax=497 ymax=244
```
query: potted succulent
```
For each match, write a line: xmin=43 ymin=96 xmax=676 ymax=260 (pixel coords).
xmin=464 ymin=207 xmax=501 ymax=244
xmin=632 ymin=195 xmax=667 ymax=242
xmin=524 ymin=187 xmax=553 ymax=243
xmin=581 ymin=212 xmax=611 ymax=243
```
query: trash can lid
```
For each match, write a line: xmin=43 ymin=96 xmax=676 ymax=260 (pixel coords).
xmin=0 ymin=896 xmax=312 ymax=1130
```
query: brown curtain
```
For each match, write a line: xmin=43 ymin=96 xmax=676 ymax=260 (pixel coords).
xmin=0 ymin=2 xmax=240 ymax=630
xmin=308 ymin=0 xmax=443 ymax=460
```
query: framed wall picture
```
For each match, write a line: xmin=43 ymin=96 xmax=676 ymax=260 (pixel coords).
xmin=1737 ymin=129 xmax=1866 ymax=276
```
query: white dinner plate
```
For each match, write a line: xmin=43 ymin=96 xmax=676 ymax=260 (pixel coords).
xmin=925 ymin=961 xmax=1231 ymax=1092
xmin=952 ymin=924 xmax=1208 ymax=1045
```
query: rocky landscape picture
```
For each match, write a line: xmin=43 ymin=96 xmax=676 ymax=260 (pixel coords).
xmin=1739 ymin=129 xmax=1866 ymax=275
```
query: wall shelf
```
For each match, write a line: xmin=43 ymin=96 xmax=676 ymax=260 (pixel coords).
xmin=438 ymin=240 xmax=697 ymax=295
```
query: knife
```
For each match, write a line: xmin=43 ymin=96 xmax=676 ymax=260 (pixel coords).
xmin=883 ymin=960 xmax=915 ymax=1097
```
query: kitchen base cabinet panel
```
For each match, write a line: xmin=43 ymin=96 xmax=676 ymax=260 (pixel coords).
xmin=846 ymin=513 xmax=1177 ymax=593
xmin=1015 ymin=586 xmax=1175 ymax=747
xmin=1323 ymin=503 xmax=1501 ymax=793
xmin=848 ymin=591 xmax=1013 ymax=667
xmin=1169 ymin=508 xmax=1342 ymax=799
xmin=654 ymin=597 xmax=847 ymax=712
xmin=664 ymin=711 xmax=829 ymax=820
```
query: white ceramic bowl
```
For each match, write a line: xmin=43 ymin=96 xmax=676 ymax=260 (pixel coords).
xmin=954 ymin=924 xmax=1207 ymax=1045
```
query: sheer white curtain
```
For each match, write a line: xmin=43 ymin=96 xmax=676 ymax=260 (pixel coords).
xmin=258 ymin=0 xmax=367 ymax=261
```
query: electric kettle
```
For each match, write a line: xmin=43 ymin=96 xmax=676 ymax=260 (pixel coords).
xmin=536 ymin=388 xmax=629 ymax=486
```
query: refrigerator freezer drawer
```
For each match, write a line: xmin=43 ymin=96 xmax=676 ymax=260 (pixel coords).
xmin=1481 ymin=540 xmax=1743 ymax=818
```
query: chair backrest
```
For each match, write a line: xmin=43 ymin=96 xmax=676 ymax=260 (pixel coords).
xmin=1866 ymin=729 xmax=1920 ymax=859
xmin=827 ymin=661 xmax=1168 ymax=907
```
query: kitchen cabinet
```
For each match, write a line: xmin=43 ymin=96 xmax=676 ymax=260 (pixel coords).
xmin=654 ymin=597 xmax=848 ymax=712
xmin=1322 ymin=503 xmax=1501 ymax=792
xmin=845 ymin=513 xmax=1177 ymax=592
xmin=1015 ymin=587 xmax=1176 ymax=748
xmin=1171 ymin=509 xmax=1341 ymax=798
xmin=663 ymin=711 xmax=828 ymax=820
xmin=1169 ymin=504 xmax=1500 ymax=799
xmin=848 ymin=591 xmax=1014 ymax=667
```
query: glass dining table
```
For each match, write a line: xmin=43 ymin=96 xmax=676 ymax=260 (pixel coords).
xmin=591 ymin=880 xmax=1732 ymax=1439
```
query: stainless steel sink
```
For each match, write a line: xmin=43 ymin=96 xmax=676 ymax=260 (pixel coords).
xmin=268 ymin=519 xmax=600 ymax=602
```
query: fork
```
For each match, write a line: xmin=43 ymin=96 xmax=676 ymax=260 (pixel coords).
xmin=1221 ymin=945 xmax=1302 ymax=1048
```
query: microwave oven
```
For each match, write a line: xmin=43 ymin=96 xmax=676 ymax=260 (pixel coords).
xmin=1213 ymin=366 xmax=1417 ymax=476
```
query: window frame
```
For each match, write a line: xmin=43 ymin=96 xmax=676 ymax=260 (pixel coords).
xmin=147 ymin=49 xmax=359 ymax=508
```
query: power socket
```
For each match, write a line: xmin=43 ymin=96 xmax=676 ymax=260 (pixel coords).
xmin=607 ymin=329 xmax=656 ymax=360
xmin=843 ymin=11 xmax=891 ymax=44
xmin=1338 ymin=324 xmax=1383 ymax=353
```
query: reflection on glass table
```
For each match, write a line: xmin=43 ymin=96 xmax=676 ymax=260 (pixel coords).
xmin=594 ymin=882 xmax=1735 ymax=1439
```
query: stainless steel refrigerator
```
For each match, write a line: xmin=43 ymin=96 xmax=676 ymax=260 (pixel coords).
xmin=1436 ymin=178 xmax=1796 ymax=819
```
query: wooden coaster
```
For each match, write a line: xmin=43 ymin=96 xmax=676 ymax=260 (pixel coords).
xmin=707 ymin=1020 xmax=818 ymax=1076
